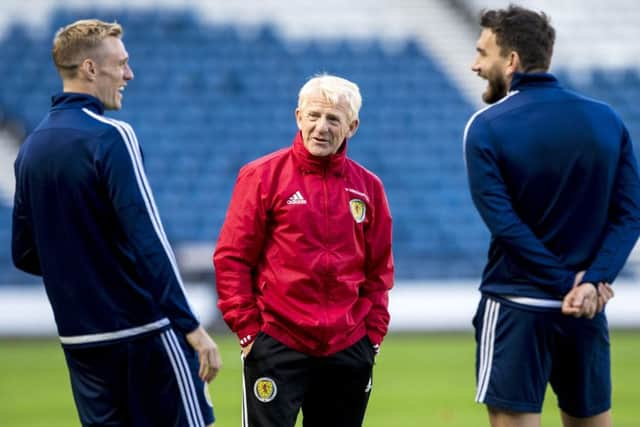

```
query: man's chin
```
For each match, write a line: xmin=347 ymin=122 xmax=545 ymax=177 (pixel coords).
xmin=309 ymin=149 xmax=331 ymax=157
xmin=482 ymin=92 xmax=496 ymax=104
xmin=482 ymin=89 xmax=505 ymax=104
xmin=105 ymin=102 xmax=122 ymax=111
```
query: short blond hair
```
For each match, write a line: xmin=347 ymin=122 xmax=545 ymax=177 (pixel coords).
xmin=298 ymin=74 xmax=362 ymax=122
xmin=52 ymin=19 xmax=123 ymax=79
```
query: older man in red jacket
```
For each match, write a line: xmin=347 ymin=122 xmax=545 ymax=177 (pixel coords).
xmin=214 ymin=74 xmax=394 ymax=427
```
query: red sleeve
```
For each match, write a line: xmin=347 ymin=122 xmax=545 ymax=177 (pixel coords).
xmin=213 ymin=166 xmax=266 ymax=343
xmin=362 ymin=177 xmax=394 ymax=346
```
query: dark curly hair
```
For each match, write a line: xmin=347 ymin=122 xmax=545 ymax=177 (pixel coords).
xmin=480 ymin=5 xmax=555 ymax=72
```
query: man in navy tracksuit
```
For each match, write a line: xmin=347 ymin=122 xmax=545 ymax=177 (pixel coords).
xmin=465 ymin=6 xmax=640 ymax=427
xmin=12 ymin=19 xmax=221 ymax=426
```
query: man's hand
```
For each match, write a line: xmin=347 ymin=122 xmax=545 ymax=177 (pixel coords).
xmin=597 ymin=282 xmax=614 ymax=313
xmin=573 ymin=270 xmax=586 ymax=287
xmin=186 ymin=326 xmax=223 ymax=383
xmin=562 ymin=282 xmax=598 ymax=319
xmin=241 ymin=341 xmax=254 ymax=358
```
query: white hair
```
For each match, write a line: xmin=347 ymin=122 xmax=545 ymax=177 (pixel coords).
xmin=298 ymin=74 xmax=362 ymax=121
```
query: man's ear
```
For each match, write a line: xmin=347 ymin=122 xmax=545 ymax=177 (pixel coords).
xmin=78 ymin=58 xmax=97 ymax=81
xmin=505 ymin=51 xmax=522 ymax=77
xmin=347 ymin=118 xmax=359 ymax=138
xmin=295 ymin=108 xmax=303 ymax=130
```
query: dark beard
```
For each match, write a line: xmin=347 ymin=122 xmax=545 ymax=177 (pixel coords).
xmin=482 ymin=73 xmax=508 ymax=104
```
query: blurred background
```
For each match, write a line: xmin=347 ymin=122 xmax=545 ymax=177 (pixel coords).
xmin=0 ymin=0 xmax=639 ymax=335
xmin=2 ymin=1 xmax=640 ymax=426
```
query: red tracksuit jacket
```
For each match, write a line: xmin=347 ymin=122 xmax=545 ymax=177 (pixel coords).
xmin=213 ymin=132 xmax=394 ymax=356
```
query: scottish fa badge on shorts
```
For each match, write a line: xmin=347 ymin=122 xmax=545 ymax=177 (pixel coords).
xmin=349 ymin=199 xmax=366 ymax=223
xmin=254 ymin=377 xmax=277 ymax=403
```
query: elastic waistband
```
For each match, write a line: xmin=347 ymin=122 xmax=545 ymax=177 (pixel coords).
xmin=503 ymin=296 xmax=562 ymax=308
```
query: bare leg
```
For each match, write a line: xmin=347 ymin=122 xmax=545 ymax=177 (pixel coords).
xmin=561 ymin=409 xmax=611 ymax=427
xmin=487 ymin=406 xmax=540 ymax=427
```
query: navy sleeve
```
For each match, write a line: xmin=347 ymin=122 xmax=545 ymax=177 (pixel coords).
xmin=96 ymin=125 xmax=200 ymax=335
xmin=11 ymin=151 xmax=42 ymax=275
xmin=465 ymin=116 xmax=574 ymax=294
xmin=583 ymin=128 xmax=640 ymax=284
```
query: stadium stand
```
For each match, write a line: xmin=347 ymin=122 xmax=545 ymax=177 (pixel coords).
xmin=462 ymin=0 xmax=640 ymax=70
xmin=0 ymin=7 xmax=484 ymax=283
xmin=0 ymin=2 xmax=639 ymax=287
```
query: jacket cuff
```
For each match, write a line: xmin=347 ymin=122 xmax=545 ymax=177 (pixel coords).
xmin=173 ymin=318 xmax=200 ymax=336
xmin=239 ymin=334 xmax=256 ymax=346
xmin=237 ymin=325 xmax=261 ymax=347
xmin=581 ymin=270 xmax=604 ymax=287
xmin=372 ymin=343 xmax=381 ymax=355
xmin=367 ymin=330 xmax=384 ymax=349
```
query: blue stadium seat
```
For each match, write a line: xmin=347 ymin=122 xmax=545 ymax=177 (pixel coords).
xmin=2 ymin=8 xmax=638 ymax=284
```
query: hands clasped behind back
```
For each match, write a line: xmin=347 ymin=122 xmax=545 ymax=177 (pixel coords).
xmin=561 ymin=271 xmax=614 ymax=319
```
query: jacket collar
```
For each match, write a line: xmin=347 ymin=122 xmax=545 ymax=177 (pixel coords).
xmin=510 ymin=72 xmax=560 ymax=91
xmin=51 ymin=92 xmax=105 ymax=115
xmin=292 ymin=131 xmax=347 ymax=175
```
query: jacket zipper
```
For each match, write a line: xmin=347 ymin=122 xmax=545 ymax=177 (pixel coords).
xmin=321 ymin=170 xmax=330 ymax=346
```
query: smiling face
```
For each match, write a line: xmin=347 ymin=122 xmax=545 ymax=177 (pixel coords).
xmin=471 ymin=28 xmax=512 ymax=104
xmin=295 ymin=91 xmax=359 ymax=157
xmin=92 ymin=36 xmax=134 ymax=110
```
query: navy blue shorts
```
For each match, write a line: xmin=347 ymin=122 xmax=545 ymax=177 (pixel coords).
xmin=473 ymin=294 xmax=610 ymax=417
xmin=63 ymin=328 xmax=214 ymax=426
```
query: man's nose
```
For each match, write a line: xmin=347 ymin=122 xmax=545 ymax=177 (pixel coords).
xmin=316 ymin=116 xmax=329 ymax=131
xmin=125 ymin=64 xmax=134 ymax=81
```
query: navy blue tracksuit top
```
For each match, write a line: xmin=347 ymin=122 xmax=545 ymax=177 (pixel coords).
xmin=464 ymin=73 xmax=640 ymax=300
xmin=12 ymin=93 xmax=200 ymax=346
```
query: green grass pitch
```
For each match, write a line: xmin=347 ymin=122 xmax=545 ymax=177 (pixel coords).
xmin=1 ymin=331 xmax=638 ymax=426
